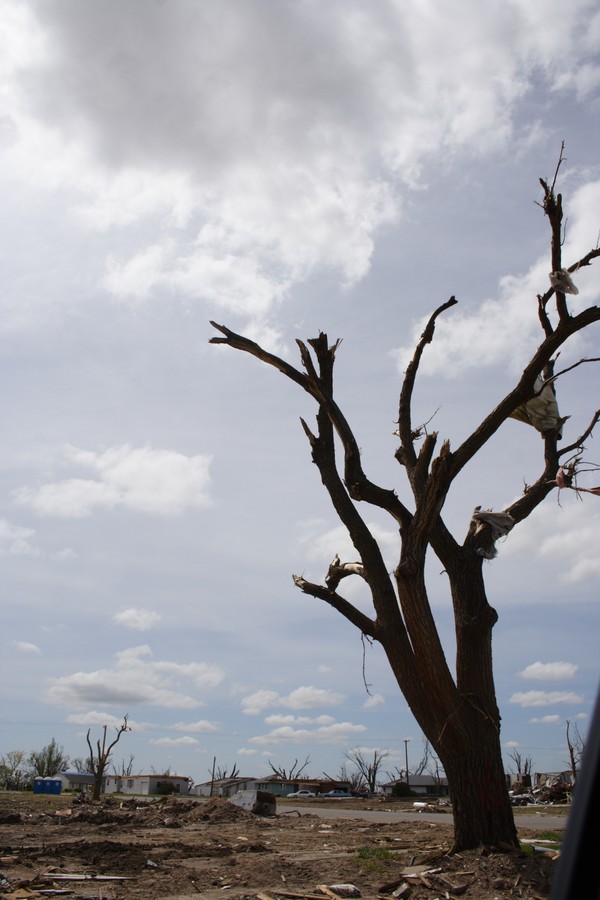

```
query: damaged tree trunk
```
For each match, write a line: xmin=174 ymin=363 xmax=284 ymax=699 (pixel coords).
xmin=210 ymin=156 xmax=600 ymax=851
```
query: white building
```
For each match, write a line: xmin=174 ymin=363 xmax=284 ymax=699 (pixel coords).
xmin=104 ymin=774 xmax=191 ymax=795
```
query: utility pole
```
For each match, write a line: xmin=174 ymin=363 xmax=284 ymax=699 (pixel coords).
xmin=210 ymin=756 xmax=216 ymax=797
xmin=404 ymin=739 xmax=410 ymax=792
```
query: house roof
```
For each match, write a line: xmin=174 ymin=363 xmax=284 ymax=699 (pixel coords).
xmin=108 ymin=773 xmax=191 ymax=780
xmin=384 ymin=775 xmax=448 ymax=786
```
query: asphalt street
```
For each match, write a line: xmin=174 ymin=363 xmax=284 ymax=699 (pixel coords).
xmin=283 ymin=804 xmax=569 ymax=832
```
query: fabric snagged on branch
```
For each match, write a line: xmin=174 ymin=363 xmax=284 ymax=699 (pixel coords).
xmin=509 ymin=376 xmax=564 ymax=438
xmin=471 ymin=508 xmax=515 ymax=560
xmin=549 ymin=269 xmax=579 ymax=295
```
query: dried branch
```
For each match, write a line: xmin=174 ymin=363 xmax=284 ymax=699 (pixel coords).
xmin=560 ymin=409 xmax=600 ymax=458
xmin=544 ymin=356 xmax=600 ymax=387
xmin=538 ymin=246 xmax=600 ymax=319
xmin=325 ymin=554 xmax=365 ymax=591
xmin=451 ymin=305 xmax=600 ymax=485
xmin=292 ymin=574 xmax=377 ymax=637
xmin=397 ymin=296 xmax=457 ymax=477
xmin=211 ymin=322 xmax=411 ymax=528
xmin=209 ymin=321 xmax=310 ymax=391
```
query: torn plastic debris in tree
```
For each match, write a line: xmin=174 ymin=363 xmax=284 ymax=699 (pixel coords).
xmin=549 ymin=268 xmax=579 ymax=295
xmin=471 ymin=508 xmax=515 ymax=559
xmin=509 ymin=376 xmax=566 ymax=438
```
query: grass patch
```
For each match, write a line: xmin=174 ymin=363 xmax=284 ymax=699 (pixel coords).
xmin=356 ymin=847 xmax=403 ymax=872
xmin=534 ymin=830 xmax=563 ymax=843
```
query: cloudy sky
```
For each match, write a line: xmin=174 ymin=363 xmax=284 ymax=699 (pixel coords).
xmin=2 ymin=0 xmax=599 ymax=786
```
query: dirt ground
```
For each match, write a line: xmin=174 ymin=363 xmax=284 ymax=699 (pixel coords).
xmin=0 ymin=793 xmax=561 ymax=900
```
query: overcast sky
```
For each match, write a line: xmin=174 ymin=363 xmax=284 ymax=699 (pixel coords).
xmin=2 ymin=0 xmax=599 ymax=786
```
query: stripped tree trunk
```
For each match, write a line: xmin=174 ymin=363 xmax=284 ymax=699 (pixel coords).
xmin=210 ymin=153 xmax=600 ymax=850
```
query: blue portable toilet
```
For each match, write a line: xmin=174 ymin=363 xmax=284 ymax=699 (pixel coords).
xmin=34 ymin=777 xmax=61 ymax=794
xmin=44 ymin=777 xmax=62 ymax=794
xmin=33 ymin=777 xmax=44 ymax=794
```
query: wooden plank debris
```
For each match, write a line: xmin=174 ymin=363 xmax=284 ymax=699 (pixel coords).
xmin=35 ymin=873 xmax=133 ymax=881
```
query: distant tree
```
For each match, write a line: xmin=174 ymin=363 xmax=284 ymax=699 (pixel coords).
xmin=322 ymin=762 xmax=363 ymax=794
xmin=346 ymin=748 xmax=389 ymax=795
xmin=27 ymin=738 xmax=69 ymax=778
xmin=508 ymin=748 xmax=534 ymax=786
xmin=391 ymin=781 xmax=412 ymax=798
xmin=112 ymin=754 xmax=137 ymax=776
xmin=566 ymin=719 xmax=586 ymax=780
xmin=71 ymin=756 xmax=93 ymax=774
xmin=211 ymin=763 xmax=240 ymax=780
xmin=0 ymin=750 xmax=28 ymax=790
xmin=385 ymin=738 xmax=433 ymax=782
xmin=86 ymin=715 xmax=131 ymax=801
xmin=210 ymin=147 xmax=600 ymax=850
xmin=268 ymin=757 xmax=311 ymax=780
xmin=155 ymin=779 xmax=177 ymax=795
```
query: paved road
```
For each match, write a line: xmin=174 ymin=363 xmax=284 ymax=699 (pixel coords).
xmin=283 ymin=803 xmax=569 ymax=832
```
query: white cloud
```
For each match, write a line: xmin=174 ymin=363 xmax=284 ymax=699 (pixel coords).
xmin=392 ymin=179 xmax=600 ymax=379
xmin=538 ymin=510 xmax=600 ymax=583
xmin=13 ymin=640 xmax=41 ymax=654
xmin=239 ymin=690 xmax=280 ymax=716
xmin=104 ymin=241 xmax=174 ymax=300
xmin=501 ymin=502 xmax=600 ymax=586
xmin=54 ymin=547 xmax=77 ymax=562
xmin=249 ymin=720 xmax=367 ymax=746
xmin=530 ymin=715 xmax=561 ymax=724
xmin=170 ymin=720 xmax=218 ymax=733
xmin=393 ymin=270 xmax=541 ymax=379
xmin=13 ymin=444 xmax=213 ymax=517
xmin=45 ymin=645 xmax=224 ymax=710
xmin=237 ymin=748 xmax=257 ymax=756
xmin=113 ymin=608 xmax=161 ymax=632
xmin=4 ymin=1 xmax=599 ymax=329
xmin=241 ymin=686 xmax=344 ymax=715
xmin=285 ymin=686 xmax=345 ymax=710
xmin=364 ymin=693 xmax=385 ymax=708
xmin=519 ymin=661 xmax=578 ymax=681
xmin=66 ymin=710 xmax=137 ymax=729
xmin=298 ymin=520 xmax=397 ymax=569
xmin=151 ymin=736 xmax=200 ymax=747
xmin=264 ymin=714 xmax=335 ymax=727
xmin=0 ymin=519 xmax=41 ymax=557
xmin=510 ymin=690 xmax=583 ymax=707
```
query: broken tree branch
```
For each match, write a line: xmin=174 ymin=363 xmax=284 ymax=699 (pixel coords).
xmin=292 ymin=574 xmax=377 ymax=637
xmin=397 ymin=296 xmax=457 ymax=480
xmin=560 ymin=409 xmax=600 ymax=458
xmin=325 ymin=554 xmax=365 ymax=591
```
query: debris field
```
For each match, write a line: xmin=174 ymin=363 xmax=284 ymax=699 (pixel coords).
xmin=0 ymin=794 xmax=559 ymax=900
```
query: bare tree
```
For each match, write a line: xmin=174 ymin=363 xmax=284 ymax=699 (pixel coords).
xmin=112 ymin=754 xmax=137 ymax=776
xmin=211 ymin=762 xmax=240 ymax=780
xmin=386 ymin=738 xmax=433 ymax=784
xmin=0 ymin=750 xmax=28 ymax=790
xmin=210 ymin=150 xmax=600 ymax=851
xmin=322 ymin=762 xmax=363 ymax=794
xmin=345 ymin=749 xmax=389 ymax=795
xmin=27 ymin=738 xmax=69 ymax=778
xmin=413 ymin=739 xmax=432 ymax=777
xmin=508 ymin=749 xmax=534 ymax=788
xmin=86 ymin=716 xmax=131 ymax=801
xmin=71 ymin=756 xmax=93 ymax=774
xmin=566 ymin=719 xmax=586 ymax=781
xmin=268 ymin=757 xmax=311 ymax=780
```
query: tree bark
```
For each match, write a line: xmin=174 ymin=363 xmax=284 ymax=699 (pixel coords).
xmin=442 ymin=727 xmax=518 ymax=849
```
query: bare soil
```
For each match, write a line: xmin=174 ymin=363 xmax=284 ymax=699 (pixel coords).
xmin=0 ymin=793 xmax=560 ymax=900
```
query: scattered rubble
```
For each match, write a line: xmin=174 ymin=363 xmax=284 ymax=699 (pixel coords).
xmin=0 ymin=792 xmax=560 ymax=899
